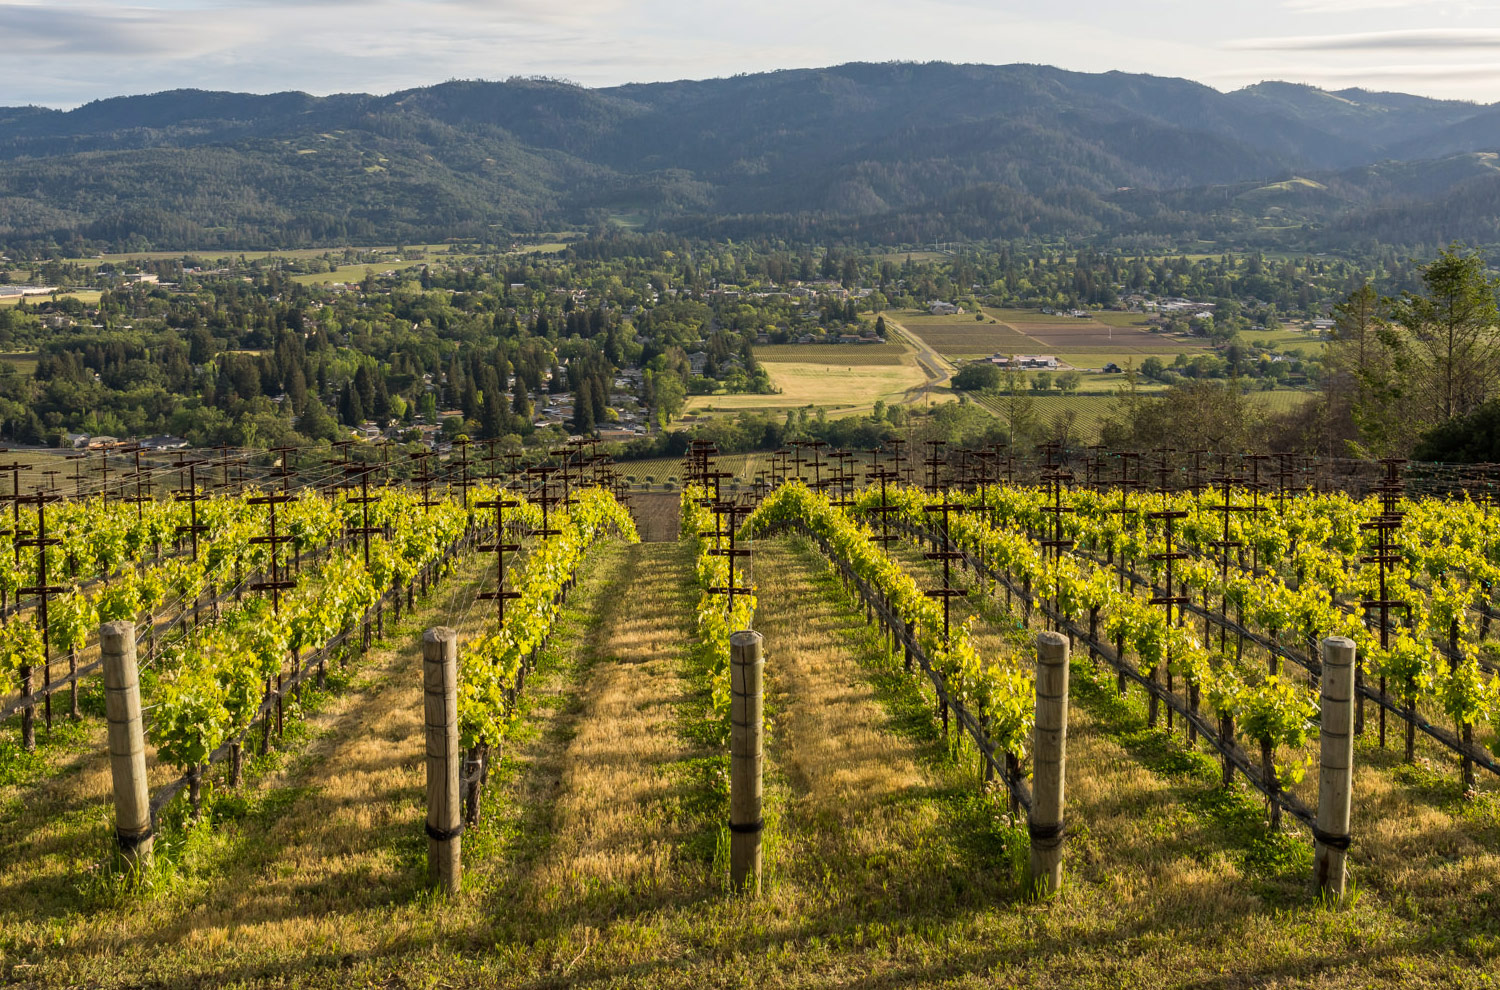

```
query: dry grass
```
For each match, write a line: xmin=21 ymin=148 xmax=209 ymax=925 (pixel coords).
xmin=685 ymin=355 xmax=930 ymax=419
xmin=628 ymin=492 xmax=681 ymax=542
xmin=0 ymin=290 xmax=102 ymax=308
xmin=755 ymin=343 xmax=909 ymax=366
xmin=753 ymin=542 xmax=937 ymax=867
xmin=518 ymin=541 xmax=711 ymax=918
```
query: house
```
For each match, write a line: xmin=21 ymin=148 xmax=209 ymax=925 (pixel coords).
xmin=1018 ymin=355 xmax=1059 ymax=369
xmin=986 ymin=354 xmax=1059 ymax=370
xmin=928 ymin=301 xmax=962 ymax=316
xmin=140 ymin=435 xmax=189 ymax=451
xmin=1103 ymin=363 xmax=1123 ymax=374
xmin=0 ymin=284 xmax=57 ymax=298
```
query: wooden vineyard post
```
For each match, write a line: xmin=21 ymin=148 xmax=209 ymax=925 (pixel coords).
xmin=1315 ymin=636 xmax=1356 ymax=903
xmin=423 ymin=626 xmax=462 ymax=894
xmin=729 ymin=630 xmax=764 ymax=895
xmin=1359 ymin=459 xmax=1407 ymax=755
xmin=923 ymin=498 xmax=968 ymax=738
xmin=1030 ymin=630 xmax=1070 ymax=897
xmin=17 ymin=494 xmax=64 ymax=749
xmin=100 ymin=620 xmax=153 ymax=871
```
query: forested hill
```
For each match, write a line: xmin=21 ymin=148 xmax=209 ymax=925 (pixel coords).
xmin=2 ymin=62 xmax=1498 ymax=253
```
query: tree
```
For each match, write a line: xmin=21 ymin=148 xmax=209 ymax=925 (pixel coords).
xmin=1323 ymin=282 xmax=1400 ymax=456
xmin=1030 ymin=371 xmax=1053 ymax=392
xmin=297 ymin=396 xmax=341 ymax=442
xmin=1415 ymin=398 xmax=1500 ymax=462
xmin=952 ymin=362 xmax=1001 ymax=391
xmin=573 ymin=379 xmax=596 ymax=434
xmin=1056 ymin=370 xmax=1082 ymax=394
xmin=652 ymin=372 xmax=686 ymax=426
xmin=511 ymin=376 xmax=532 ymax=419
xmin=999 ymin=367 xmax=1037 ymax=445
xmin=286 ymin=363 xmax=308 ymax=416
xmin=339 ymin=381 xmax=364 ymax=426
xmin=1391 ymin=247 xmax=1500 ymax=424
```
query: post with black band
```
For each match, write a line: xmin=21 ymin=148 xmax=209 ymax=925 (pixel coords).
xmin=101 ymin=620 xmax=153 ymax=871
xmin=729 ymin=629 xmax=764 ymax=895
xmin=1315 ymin=636 xmax=1356 ymax=903
xmin=424 ymin=626 xmax=462 ymax=893
xmin=1030 ymin=630 xmax=1070 ymax=897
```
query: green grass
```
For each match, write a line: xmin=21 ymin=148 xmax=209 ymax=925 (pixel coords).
xmin=0 ymin=352 xmax=37 ymax=375
xmin=1244 ymin=328 xmax=1328 ymax=353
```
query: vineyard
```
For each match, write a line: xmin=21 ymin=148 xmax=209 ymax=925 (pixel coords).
xmin=2 ymin=441 xmax=1499 ymax=987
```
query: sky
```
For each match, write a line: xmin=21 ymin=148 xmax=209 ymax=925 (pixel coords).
xmin=6 ymin=0 xmax=1500 ymax=108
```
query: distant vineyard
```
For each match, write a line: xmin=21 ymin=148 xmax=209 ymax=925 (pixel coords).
xmin=617 ymin=453 xmax=768 ymax=489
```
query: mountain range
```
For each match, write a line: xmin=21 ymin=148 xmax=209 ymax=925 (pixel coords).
xmin=3 ymin=62 xmax=1500 ymax=252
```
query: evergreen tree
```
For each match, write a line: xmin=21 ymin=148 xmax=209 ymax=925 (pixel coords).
xmin=572 ymin=379 xmax=595 ymax=434
xmin=339 ymin=381 xmax=364 ymax=425
xmin=511 ymin=376 xmax=532 ymax=419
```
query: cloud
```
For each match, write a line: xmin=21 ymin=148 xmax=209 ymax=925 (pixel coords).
xmin=0 ymin=3 xmax=241 ymax=56
xmin=1282 ymin=0 xmax=1499 ymax=10
xmin=1231 ymin=29 xmax=1500 ymax=51
xmin=1248 ymin=62 xmax=1500 ymax=82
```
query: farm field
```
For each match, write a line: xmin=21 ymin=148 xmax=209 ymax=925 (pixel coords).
xmin=1247 ymin=327 xmax=1329 ymax=353
xmin=753 ymin=342 xmax=909 ymax=365
xmin=0 ymin=290 xmax=102 ymax=308
xmin=56 ymin=244 xmax=462 ymax=267
xmin=685 ymin=338 xmax=939 ymax=418
xmin=288 ymin=263 xmax=392 ymax=286
xmin=887 ymin=309 xmax=1037 ymax=358
xmin=4 ymin=468 xmax=1500 ymax=987
xmin=979 ymin=388 xmax=1316 ymax=440
xmin=618 ymin=451 xmax=768 ymax=489
xmin=888 ymin=309 xmax=1210 ymax=363
xmin=0 ymin=351 xmax=38 ymax=375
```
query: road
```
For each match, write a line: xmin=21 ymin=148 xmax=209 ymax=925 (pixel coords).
xmin=879 ymin=312 xmax=955 ymax=408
